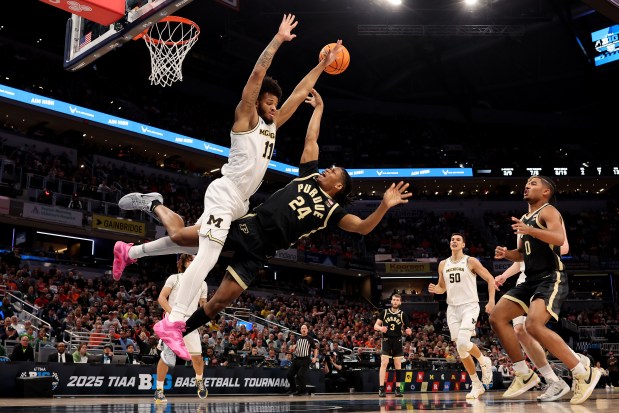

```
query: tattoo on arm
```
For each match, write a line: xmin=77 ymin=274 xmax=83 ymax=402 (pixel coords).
xmin=257 ymin=48 xmax=276 ymax=69
xmin=245 ymin=87 xmax=260 ymax=108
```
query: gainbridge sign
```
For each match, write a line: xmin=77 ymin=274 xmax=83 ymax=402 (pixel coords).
xmin=384 ymin=262 xmax=430 ymax=273
xmin=92 ymin=214 xmax=145 ymax=236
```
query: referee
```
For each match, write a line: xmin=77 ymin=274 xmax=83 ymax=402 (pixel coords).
xmin=286 ymin=324 xmax=319 ymax=395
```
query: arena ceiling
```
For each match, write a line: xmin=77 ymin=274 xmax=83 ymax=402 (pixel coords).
xmin=1 ymin=0 xmax=618 ymax=196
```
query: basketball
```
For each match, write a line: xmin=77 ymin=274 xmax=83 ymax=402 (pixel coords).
xmin=319 ymin=43 xmax=350 ymax=75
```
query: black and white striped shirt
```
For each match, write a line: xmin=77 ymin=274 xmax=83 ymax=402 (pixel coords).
xmin=294 ymin=336 xmax=317 ymax=358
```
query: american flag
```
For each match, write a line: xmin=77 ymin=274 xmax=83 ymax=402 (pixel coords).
xmin=79 ymin=32 xmax=92 ymax=49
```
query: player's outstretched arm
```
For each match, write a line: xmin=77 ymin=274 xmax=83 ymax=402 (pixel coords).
xmin=234 ymin=14 xmax=298 ymax=132
xmin=299 ymin=89 xmax=323 ymax=164
xmin=277 ymin=40 xmax=343 ymax=128
xmin=337 ymin=182 xmax=411 ymax=235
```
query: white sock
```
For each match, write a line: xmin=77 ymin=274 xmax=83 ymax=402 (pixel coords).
xmin=129 ymin=237 xmax=198 ymax=259
xmin=156 ymin=380 xmax=164 ymax=390
xmin=168 ymin=305 xmax=188 ymax=323
xmin=538 ymin=364 xmax=559 ymax=383
xmin=471 ymin=375 xmax=482 ymax=384
xmin=571 ymin=363 xmax=586 ymax=376
xmin=478 ymin=355 xmax=490 ymax=365
xmin=196 ymin=374 xmax=203 ymax=380
xmin=513 ymin=360 xmax=530 ymax=375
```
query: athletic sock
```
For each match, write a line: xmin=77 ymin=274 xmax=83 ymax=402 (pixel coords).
xmin=571 ymin=362 xmax=587 ymax=376
xmin=129 ymin=237 xmax=197 ymax=259
xmin=538 ymin=364 xmax=559 ymax=383
xmin=184 ymin=308 xmax=212 ymax=336
xmin=513 ymin=360 xmax=530 ymax=375
xmin=150 ymin=200 xmax=162 ymax=212
xmin=168 ymin=307 xmax=187 ymax=323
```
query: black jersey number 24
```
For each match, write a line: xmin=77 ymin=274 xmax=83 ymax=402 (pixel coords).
xmin=449 ymin=273 xmax=461 ymax=283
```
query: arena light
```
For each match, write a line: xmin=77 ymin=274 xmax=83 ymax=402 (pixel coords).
xmin=36 ymin=231 xmax=95 ymax=255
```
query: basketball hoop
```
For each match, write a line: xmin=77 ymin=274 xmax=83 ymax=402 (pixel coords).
xmin=140 ymin=16 xmax=200 ymax=87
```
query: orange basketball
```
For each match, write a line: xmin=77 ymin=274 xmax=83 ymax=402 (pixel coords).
xmin=319 ymin=43 xmax=350 ymax=75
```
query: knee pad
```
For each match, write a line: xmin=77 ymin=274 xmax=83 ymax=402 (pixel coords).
xmin=456 ymin=333 xmax=473 ymax=359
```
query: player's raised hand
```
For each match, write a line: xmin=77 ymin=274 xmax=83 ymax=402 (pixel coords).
xmin=382 ymin=181 xmax=411 ymax=208
xmin=278 ymin=14 xmax=298 ymax=42
xmin=511 ymin=216 xmax=532 ymax=236
xmin=494 ymin=246 xmax=508 ymax=259
xmin=304 ymin=88 xmax=323 ymax=108
xmin=320 ymin=40 xmax=343 ymax=67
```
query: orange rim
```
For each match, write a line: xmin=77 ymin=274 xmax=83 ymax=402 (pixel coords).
xmin=141 ymin=16 xmax=200 ymax=46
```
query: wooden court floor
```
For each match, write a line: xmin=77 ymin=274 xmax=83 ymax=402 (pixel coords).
xmin=0 ymin=390 xmax=616 ymax=412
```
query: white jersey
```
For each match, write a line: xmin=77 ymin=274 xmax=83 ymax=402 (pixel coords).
xmin=443 ymin=255 xmax=479 ymax=306
xmin=164 ymin=272 xmax=208 ymax=319
xmin=222 ymin=117 xmax=277 ymax=200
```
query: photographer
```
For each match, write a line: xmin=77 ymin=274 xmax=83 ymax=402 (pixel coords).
xmin=323 ymin=349 xmax=348 ymax=393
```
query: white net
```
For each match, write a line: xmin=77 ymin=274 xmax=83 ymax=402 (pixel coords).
xmin=143 ymin=16 xmax=200 ymax=87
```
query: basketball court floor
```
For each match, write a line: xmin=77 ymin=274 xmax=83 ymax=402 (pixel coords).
xmin=0 ymin=390 xmax=615 ymax=413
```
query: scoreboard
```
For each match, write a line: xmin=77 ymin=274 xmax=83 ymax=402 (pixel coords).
xmin=475 ymin=166 xmax=619 ymax=178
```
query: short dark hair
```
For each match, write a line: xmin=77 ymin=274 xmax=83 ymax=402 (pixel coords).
xmin=451 ymin=232 xmax=466 ymax=244
xmin=259 ymin=76 xmax=282 ymax=102
xmin=535 ymin=175 xmax=557 ymax=205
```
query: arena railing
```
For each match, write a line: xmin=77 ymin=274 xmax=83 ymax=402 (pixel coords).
xmin=6 ymin=292 xmax=52 ymax=332
xmin=578 ymin=325 xmax=613 ymax=341
xmin=601 ymin=342 xmax=619 ymax=355
xmin=66 ymin=330 xmax=114 ymax=354
xmin=22 ymin=173 xmax=160 ymax=224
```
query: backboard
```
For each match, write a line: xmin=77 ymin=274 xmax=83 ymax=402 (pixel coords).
xmin=63 ymin=0 xmax=194 ymax=71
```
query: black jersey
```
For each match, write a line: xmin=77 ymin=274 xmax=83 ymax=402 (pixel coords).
xmin=520 ymin=203 xmax=564 ymax=279
xmin=378 ymin=309 xmax=410 ymax=338
xmin=254 ymin=161 xmax=348 ymax=250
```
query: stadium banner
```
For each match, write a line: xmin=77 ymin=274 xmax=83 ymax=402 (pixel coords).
xmin=383 ymin=262 xmax=430 ymax=273
xmin=22 ymin=202 xmax=82 ymax=227
xmin=92 ymin=214 xmax=145 ymax=236
xmin=275 ymin=248 xmax=298 ymax=261
xmin=304 ymin=252 xmax=336 ymax=266
xmin=0 ymin=363 xmax=324 ymax=396
xmin=0 ymin=196 xmax=10 ymax=215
